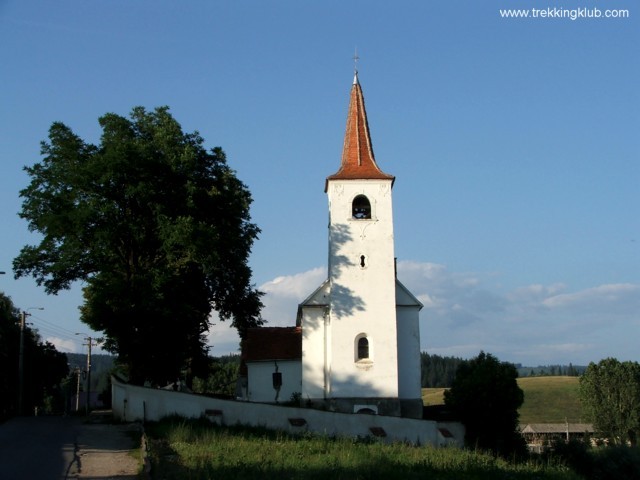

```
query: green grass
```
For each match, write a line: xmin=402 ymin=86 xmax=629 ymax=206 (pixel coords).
xmin=422 ymin=387 xmax=447 ymax=406
xmin=517 ymin=377 xmax=583 ymax=424
xmin=422 ymin=376 xmax=584 ymax=424
xmin=146 ymin=417 xmax=580 ymax=480
xmin=145 ymin=377 xmax=588 ymax=479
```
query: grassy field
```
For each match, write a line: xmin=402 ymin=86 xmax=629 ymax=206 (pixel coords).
xmin=422 ymin=387 xmax=448 ymax=407
xmin=517 ymin=377 xmax=583 ymax=424
xmin=422 ymin=376 xmax=584 ymax=424
xmin=147 ymin=417 xmax=580 ymax=480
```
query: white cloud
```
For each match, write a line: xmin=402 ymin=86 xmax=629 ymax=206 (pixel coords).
xmin=46 ymin=337 xmax=77 ymax=353
xmin=508 ymin=284 xmax=567 ymax=304
xmin=543 ymin=283 xmax=640 ymax=312
xmin=207 ymin=267 xmax=327 ymax=355
xmin=396 ymin=261 xmax=640 ymax=365
xmin=260 ymin=267 xmax=327 ymax=324
xmin=207 ymin=261 xmax=640 ymax=366
xmin=261 ymin=267 xmax=326 ymax=300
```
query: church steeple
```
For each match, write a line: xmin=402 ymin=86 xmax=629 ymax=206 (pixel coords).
xmin=297 ymin=69 xmax=423 ymax=419
xmin=325 ymin=72 xmax=395 ymax=191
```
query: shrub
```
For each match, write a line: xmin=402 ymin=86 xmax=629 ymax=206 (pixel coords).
xmin=589 ymin=446 xmax=640 ymax=480
xmin=550 ymin=439 xmax=593 ymax=477
xmin=551 ymin=440 xmax=640 ymax=480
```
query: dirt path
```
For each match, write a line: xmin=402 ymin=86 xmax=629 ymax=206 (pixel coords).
xmin=69 ymin=418 xmax=141 ymax=479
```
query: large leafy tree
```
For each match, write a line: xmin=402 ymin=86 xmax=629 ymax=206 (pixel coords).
xmin=444 ymin=351 xmax=526 ymax=456
xmin=579 ymin=358 xmax=640 ymax=446
xmin=13 ymin=107 xmax=263 ymax=385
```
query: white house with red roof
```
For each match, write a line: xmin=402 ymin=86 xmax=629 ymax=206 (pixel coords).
xmin=241 ymin=72 xmax=423 ymax=419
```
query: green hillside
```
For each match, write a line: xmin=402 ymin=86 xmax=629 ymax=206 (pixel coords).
xmin=517 ymin=376 xmax=583 ymax=424
xmin=422 ymin=376 xmax=585 ymax=424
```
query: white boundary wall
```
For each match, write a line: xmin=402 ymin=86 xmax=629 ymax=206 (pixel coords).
xmin=112 ymin=376 xmax=463 ymax=447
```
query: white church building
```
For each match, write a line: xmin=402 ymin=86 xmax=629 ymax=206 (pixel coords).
xmin=240 ymin=72 xmax=424 ymax=419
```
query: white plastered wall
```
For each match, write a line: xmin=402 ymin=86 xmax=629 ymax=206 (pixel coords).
xmin=301 ymin=306 xmax=328 ymax=401
xmin=246 ymin=360 xmax=302 ymax=403
xmin=396 ymin=305 xmax=422 ymax=399
xmin=395 ymin=280 xmax=423 ymax=400
xmin=327 ymin=179 xmax=398 ymax=399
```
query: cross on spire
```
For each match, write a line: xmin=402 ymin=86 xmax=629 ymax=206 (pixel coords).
xmin=353 ymin=48 xmax=360 ymax=84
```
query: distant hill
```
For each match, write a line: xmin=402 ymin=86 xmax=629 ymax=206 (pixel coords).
xmin=517 ymin=364 xmax=586 ymax=377
xmin=422 ymin=376 xmax=584 ymax=424
xmin=420 ymin=353 xmax=586 ymax=387
xmin=66 ymin=353 xmax=115 ymax=393
xmin=66 ymin=353 xmax=114 ymax=372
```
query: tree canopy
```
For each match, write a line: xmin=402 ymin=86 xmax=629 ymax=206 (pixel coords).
xmin=13 ymin=107 xmax=263 ymax=385
xmin=444 ymin=351 xmax=526 ymax=456
xmin=579 ymin=357 xmax=640 ymax=446
xmin=0 ymin=292 xmax=68 ymax=418
xmin=420 ymin=352 xmax=465 ymax=388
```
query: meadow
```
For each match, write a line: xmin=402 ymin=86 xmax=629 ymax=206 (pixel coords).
xmin=145 ymin=377 xmax=590 ymax=479
xmin=146 ymin=417 xmax=580 ymax=480
xmin=422 ymin=376 xmax=583 ymax=424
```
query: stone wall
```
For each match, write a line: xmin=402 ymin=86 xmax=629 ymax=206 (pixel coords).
xmin=111 ymin=376 xmax=463 ymax=447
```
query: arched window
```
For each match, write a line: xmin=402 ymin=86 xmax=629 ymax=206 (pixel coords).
xmin=357 ymin=337 xmax=369 ymax=360
xmin=355 ymin=407 xmax=376 ymax=415
xmin=352 ymin=195 xmax=371 ymax=219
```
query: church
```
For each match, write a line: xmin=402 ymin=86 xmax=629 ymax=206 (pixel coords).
xmin=239 ymin=71 xmax=424 ymax=419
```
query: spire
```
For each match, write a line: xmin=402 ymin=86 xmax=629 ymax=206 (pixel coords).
xmin=326 ymin=73 xmax=394 ymax=191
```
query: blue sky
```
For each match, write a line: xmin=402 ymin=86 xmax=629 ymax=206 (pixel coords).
xmin=1 ymin=1 xmax=638 ymax=367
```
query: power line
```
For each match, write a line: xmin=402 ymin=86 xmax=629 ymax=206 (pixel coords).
xmin=29 ymin=314 xmax=79 ymax=336
xmin=29 ymin=322 xmax=77 ymax=341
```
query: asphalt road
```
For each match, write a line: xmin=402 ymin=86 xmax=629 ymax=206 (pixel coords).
xmin=0 ymin=414 xmax=139 ymax=480
xmin=0 ymin=415 xmax=80 ymax=479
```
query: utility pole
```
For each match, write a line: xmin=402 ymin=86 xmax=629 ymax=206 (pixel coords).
xmin=85 ymin=337 xmax=92 ymax=415
xmin=75 ymin=367 xmax=81 ymax=412
xmin=76 ymin=334 xmax=99 ymax=415
xmin=18 ymin=307 xmax=43 ymax=415
xmin=18 ymin=311 xmax=26 ymax=416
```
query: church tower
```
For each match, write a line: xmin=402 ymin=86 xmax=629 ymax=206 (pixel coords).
xmin=299 ymin=71 xmax=423 ymax=418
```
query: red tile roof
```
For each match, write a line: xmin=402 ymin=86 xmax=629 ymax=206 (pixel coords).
xmin=242 ymin=327 xmax=302 ymax=362
xmin=326 ymin=73 xmax=394 ymax=191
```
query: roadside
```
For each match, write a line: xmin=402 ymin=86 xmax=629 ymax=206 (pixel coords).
xmin=0 ymin=410 xmax=142 ymax=480
xmin=70 ymin=410 xmax=141 ymax=479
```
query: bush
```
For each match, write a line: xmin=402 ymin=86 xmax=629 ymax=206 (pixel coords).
xmin=550 ymin=439 xmax=593 ymax=477
xmin=590 ymin=446 xmax=640 ymax=480
xmin=444 ymin=351 xmax=526 ymax=457
xmin=551 ymin=440 xmax=640 ymax=480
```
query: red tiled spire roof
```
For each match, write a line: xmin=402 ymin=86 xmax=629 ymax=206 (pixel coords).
xmin=325 ymin=72 xmax=394 ymax=191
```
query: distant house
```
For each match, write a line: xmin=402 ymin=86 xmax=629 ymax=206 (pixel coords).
xmin=238 ymin=72 xmax=423 ymax=419
xmin=520 ymin=423 xmax=594 ymax=452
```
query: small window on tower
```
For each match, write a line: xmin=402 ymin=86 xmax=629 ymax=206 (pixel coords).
xmin=352 ymin=195 xmax=371 ymax=219
xmin=357 ymin=337 xmax=369 ymax=360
